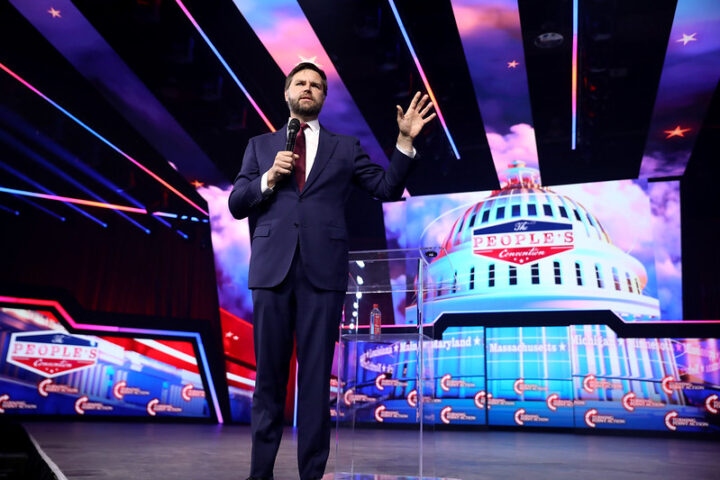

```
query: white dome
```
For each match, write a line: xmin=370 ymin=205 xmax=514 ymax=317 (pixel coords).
xmin=414 ymin=162 xmax=660 ymax=322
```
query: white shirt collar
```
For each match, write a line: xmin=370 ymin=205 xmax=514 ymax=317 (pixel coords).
xmin=288 ymin=118 xmax=320 ymax=133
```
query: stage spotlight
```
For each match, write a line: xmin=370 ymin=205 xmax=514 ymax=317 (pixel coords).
xmin=534 ymin=32 xmax=564 ymax=48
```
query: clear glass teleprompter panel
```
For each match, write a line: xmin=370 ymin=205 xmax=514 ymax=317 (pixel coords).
xmin=346 ymin=247 xmax=451 ymax=297
xmin=334 ymin=248 xmax=457 ymax=480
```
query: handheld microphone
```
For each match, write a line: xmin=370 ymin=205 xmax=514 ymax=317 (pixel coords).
xmin=286 ymin=118 xmax=301 ymax=152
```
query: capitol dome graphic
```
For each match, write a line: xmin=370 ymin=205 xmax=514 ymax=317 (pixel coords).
xmin=410 ymin=161 xmax=660 ymax=323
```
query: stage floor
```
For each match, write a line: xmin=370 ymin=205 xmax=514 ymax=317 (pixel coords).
xmin=22 ymin=423 xmax=719 ymax=480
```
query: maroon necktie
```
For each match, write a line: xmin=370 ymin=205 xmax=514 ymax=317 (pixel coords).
xmin=293 ymin=123 xmax=308 ymax=192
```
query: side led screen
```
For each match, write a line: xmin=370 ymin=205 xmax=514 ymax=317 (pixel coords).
xmin=0 ymin=307 xmax=210 ymax=418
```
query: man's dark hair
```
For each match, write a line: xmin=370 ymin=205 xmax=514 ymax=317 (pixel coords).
xmin=285 ymin=62 xmax=328 ymax=96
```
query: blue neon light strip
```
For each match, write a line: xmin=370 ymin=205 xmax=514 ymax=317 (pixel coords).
xmin=0 ymin=203 xmax=19 ymax=216
xmin=0 ymin=105 xmax=173 ymax=230
xmin=0 ymin=130 xmax=162 ymax=231
xmin=388 ymin=0 xmax=461 ymax=159
xmin=0 ymin=62 xmax=208 ymax=216
xmin=12 ymin=195 xmax=66 ymax=222
xmin=571 ymin=0 xmax=579 ymax=150
xmin=174 ymin=0 xmax=276 ymax=132
xmin=0 ymin=160 xmax=107 ymax=227
xmin=0 ymin=187 xmax=198 ymax=239
xmin=0 ymin=186 xmax=149 ymax=215
xmin=153 ymin=212 xmax=178 ymax=219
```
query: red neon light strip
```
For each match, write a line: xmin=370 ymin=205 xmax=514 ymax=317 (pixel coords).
xmin=0 ymin=61 xmax=208 ymax=216
xmin=0 ymin=187 xmax=147 ymax=214
xmin=571 ymin=0 xmax=579 ymax=150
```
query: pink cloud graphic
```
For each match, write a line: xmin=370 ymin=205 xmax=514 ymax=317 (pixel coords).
xmin=452 ymin=2 xmax=521 ymax=37
xmin=198 ymin=184 xmax=254 ymax=321
xmin=486 ymin=123 xmax=539 ymax=185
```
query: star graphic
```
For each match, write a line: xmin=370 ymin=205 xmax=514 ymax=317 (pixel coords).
xmin=190 ymin=180 xmax=205 ymax=188
xmin=474 ymin=336 xmax=482 ymax=346
xmin=299 ymin=55 xmax=321 ymax=67
xmin=664 ymin=126 xmax=691 ymax=139
xmin=676 ymin=33 xmax=697 ymax=46
xmin=48 ymin=7 xmax=61 ymax=18
xmin=507 ymin=60 xmax=519 ymax=69
xmin=559 ymin=342 xmax=567 ymax=351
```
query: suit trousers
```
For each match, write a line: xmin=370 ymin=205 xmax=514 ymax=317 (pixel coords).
xmin=250 ymin=246 xmax=345 ymax=480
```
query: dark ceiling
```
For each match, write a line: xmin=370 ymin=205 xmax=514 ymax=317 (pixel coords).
xmin=0 ymin=0 xmax=717 ymax=225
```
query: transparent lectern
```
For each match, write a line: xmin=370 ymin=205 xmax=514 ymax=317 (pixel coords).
xmin=333 ymin=247 xmax=454 ymax=480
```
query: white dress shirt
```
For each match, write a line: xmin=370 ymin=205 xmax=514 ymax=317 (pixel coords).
xmin=261 ymin=118 xmax=415 ymax=193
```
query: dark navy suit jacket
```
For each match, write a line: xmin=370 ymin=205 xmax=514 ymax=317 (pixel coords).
xmin=229 ymin=124 xmax=414 ymax=291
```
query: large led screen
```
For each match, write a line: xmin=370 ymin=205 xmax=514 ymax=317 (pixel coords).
xmin=331 ymin=164 xmax=720 ymax=433
xmin=382 ymin=165 xmax=682 ymax=323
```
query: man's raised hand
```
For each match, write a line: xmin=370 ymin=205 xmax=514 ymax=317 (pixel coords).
xmin=396 ymin=92 xmax=436 ymax=150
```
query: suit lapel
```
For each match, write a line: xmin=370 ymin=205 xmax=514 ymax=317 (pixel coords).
xmin=303 ymin=126 xmax=338 ymax=194
xmin=272 ymin=125 xmax=287 ymax=155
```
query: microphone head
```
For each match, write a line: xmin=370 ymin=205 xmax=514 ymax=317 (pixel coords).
xmin=287 ymin=118 xmax=301 ymax=136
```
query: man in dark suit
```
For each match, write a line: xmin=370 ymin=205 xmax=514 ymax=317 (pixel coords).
xmin=229 ymin=62 xmax=435 ymax=480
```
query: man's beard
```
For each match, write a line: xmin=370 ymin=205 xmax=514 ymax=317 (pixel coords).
xmin=288 ymin=95 xmax=324 ymax=117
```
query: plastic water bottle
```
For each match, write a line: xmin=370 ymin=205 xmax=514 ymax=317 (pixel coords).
xmin=370 ymin=304 xmax=382 ymax=335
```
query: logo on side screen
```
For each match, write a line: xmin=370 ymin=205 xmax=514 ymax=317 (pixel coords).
xmin=7 ymin=332 xmax=98 ymax=378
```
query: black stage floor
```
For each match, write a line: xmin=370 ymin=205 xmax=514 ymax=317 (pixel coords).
xmin=20 ymin=423 xmax=720 ymax=480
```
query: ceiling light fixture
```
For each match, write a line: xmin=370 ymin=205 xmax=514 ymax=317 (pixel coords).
xmin=534 ymin=32 xmax=564 ymax=49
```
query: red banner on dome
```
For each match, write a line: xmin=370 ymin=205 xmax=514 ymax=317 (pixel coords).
xmin=472 ymin=220 xmax=574 ymax=265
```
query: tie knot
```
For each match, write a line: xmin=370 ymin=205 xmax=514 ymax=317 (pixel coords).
xmin=300 ymin=122 xmax=308 ymax=131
